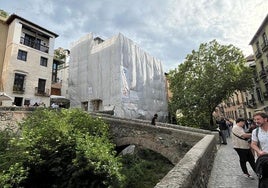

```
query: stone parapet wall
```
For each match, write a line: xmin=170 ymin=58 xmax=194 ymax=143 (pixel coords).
xmin=97 ymin=115 xmax=206 ymax=164
xmin=155 ymin=135 xmax=217 ymax=188
xmin=92 ymin=113 xmax=217 ymax=187
xmin=0 ymin=109 xmax=31 ymax=131
xmin=92 ymin=112 xmax=214 ymax=134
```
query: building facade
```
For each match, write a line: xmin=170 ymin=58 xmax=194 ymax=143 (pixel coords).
xmin=249 ymin=14 xmax=268 ymax=112
xmin=0 ymin=11 xmax=9 ymax=92
xmin=216 ymin=14 xmax=268 ymax=120
xmin=69 ymin=33 xmax=168 ymax=120
xmin=50 ymin=48 xmax=70 ymax=108
xmin=1 ymin=14 xmax=58 ymax=107
xmin=215 ymin=55 xmax=257 ymax=120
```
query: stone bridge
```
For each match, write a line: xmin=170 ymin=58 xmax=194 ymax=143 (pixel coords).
xmin=91 ymin=113 xmax=218 ymax=187
xmin=0 ymin=109 xmax=218 ymax=188
xmin=91 ymin=113 xmax=212 ymax=164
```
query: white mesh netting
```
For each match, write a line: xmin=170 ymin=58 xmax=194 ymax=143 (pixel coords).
xmin=69 ymin=33 xmax=168 ymax=120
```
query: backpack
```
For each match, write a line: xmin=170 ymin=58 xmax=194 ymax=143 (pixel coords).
xmin=256 ymin=154 xmax=268 ymax=188
xmin=256 ymin=127 xmax=260 ymax=148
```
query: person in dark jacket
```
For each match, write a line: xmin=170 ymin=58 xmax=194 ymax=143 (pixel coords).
xmin=256 ymin=154 xmax=268 ymax=188
xmin=151 ymin=114 xmax=158 ymax=125
xmin=217 ymin=117 xmax=228 ymax=145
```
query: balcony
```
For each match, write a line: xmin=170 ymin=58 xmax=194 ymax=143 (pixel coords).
xmin=264 ymin=78 xmax=268 ymax=84
xmin=13 ymin=86 xmax=25 ymax=94
xmin=20 ymin=37 xmax=49 ymax=53
xmin=255 ymin=49 xmax=262 ymax=59
xmin=35 ymin=87 xmax=50 ymax=97
xmin=247 ymin=99 xmax=257 ymax=108
xmin=261 ymin=40 xmax=268 ymax=52
xmin=254 ymin=74 xmax=259 ymax=82
xmin=259 ymin=69 xmax=266 ymax=79
xmin=263 ymin=91 xmax=268 ymax=99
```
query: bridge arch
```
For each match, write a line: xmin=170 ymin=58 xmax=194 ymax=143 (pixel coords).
xmin=113 ymin=136 xmax=183 ymax=165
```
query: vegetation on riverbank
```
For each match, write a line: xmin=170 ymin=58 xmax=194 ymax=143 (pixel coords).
xmin=0 ymin=108 xmax=174 ymax=187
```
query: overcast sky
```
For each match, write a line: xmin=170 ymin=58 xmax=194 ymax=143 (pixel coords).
xmin=1 ymin=0 xmax=267 ymax=71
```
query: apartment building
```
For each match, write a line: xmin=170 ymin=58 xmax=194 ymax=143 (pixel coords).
xmin=249 ymin=14 xmax=268 ymax=112
xmin=0 ymin=11 xmax=8 ymax=91
xmin=1 ymin=13 xmax=58 ymax=107
xmin=50 ymin=48 xmax=70 ymax=108
xmin=52 ymin=48 xmax=70 ymax=99
xmin=215 ymin=55 xmax=257 ymax=120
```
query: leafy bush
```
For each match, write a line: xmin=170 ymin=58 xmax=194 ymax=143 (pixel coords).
xmin=0 ymin=108 xmax=125 ymax=188
xmin=121 ymin=148 xmax=174 ymax=188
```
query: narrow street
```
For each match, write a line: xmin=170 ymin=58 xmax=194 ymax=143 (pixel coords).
xmin=208 ymin=136 xmax=258 ymax=188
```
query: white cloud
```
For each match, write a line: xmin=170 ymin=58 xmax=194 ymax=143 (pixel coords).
xmin=0 ymin=0 xmax=267 ymax=72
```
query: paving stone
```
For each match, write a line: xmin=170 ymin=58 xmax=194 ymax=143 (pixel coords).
xmin=208 ymin=137 xmax=258 ymax=188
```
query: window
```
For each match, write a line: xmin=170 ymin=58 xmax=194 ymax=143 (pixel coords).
xmin=38 ymin=79 xmax=46 ymax=94
xmin=52 ymin=62 xmax=58 ymax=82
xmin=14 ymin=97 xmax=23 ymax=106
xmin=256 ymin=88 xmax=263 ymax=102
xmin=24 ymin=34 xmax=35 ymax=47
xmin=263 ymin=33 xmax=268 ymax=44
xmin=261 ymin=61 xmax=265 ymax=70
xmin=24 ymin=99 xmax=30 ymax=107
xmin=40 ymin=57 xmax=48 ymax=67
xmin=13 ymin=73 xmax=25 ymax=92
xmin=17 ymin=49 xmax=27 ymax=61
xmin=24 ymin=34 xmax=41 ymax=50
xmin=256 ymin=41 xmax=261 ymax=51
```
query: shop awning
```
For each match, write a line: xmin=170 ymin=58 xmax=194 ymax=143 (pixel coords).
xmin=50 ymin=95 xmax=70 ymax=103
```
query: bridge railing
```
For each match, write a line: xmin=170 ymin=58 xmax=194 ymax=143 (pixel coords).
xmin=155 ymin=135 xmax=217 ymax=188
xmin=90 ymin=112 xmax=218 ymax=187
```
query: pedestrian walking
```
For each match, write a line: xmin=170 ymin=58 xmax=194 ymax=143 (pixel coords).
xmin=226 ymin=118 xmax=233 ymax=137
xmin=151 ymin=114 xmax=158 ymax=125
xmin=232 ymin=118 xmax=256 ymax=179
xmin=216 ymin=117 xmax=228 ymax=145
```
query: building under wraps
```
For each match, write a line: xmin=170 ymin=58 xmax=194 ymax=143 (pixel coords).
xmin=69 ymin=33 xmax=168 ymax=121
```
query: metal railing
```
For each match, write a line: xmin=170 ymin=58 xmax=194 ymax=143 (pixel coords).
xmin=20 ymin=37 xmax=49 ymax=53
xmin=34 ymin=87 xmax=50 ymax=97
xmin=261 ymin=40 xmax=268 ymax=52
xmin=13 ymin=86 xmax=25 ymax=94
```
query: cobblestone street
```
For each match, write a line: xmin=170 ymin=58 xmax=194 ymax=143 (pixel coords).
xmin=208 ymin=136 xmax=258 ymax=188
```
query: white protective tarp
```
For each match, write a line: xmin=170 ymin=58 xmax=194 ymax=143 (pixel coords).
xmin=69 ymin=33 xmax=168 ymax=120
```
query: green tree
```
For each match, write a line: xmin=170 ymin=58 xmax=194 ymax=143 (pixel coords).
xmin=54 ymin=47 xmax=67 ymax=60
xmin=0 ymin=10 xmax=9 ymax=18
xmin=121 ymin=148 xmax=173 ymax=188
xmin=168 ymin=40 xmax=254 ymax=129
xmin=0 ymin=108 xmax=125 ymax=187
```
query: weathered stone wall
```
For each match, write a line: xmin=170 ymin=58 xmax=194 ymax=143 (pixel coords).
xmin=98 ymin=115 xmax=206 ymax=164
xmin=155 ymin=135 xmax=217 ymax=188
xmin=92 ymin=113 xmax=217 ymax=187
xmin=0 ymin=109 xmax=31 ymax=131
